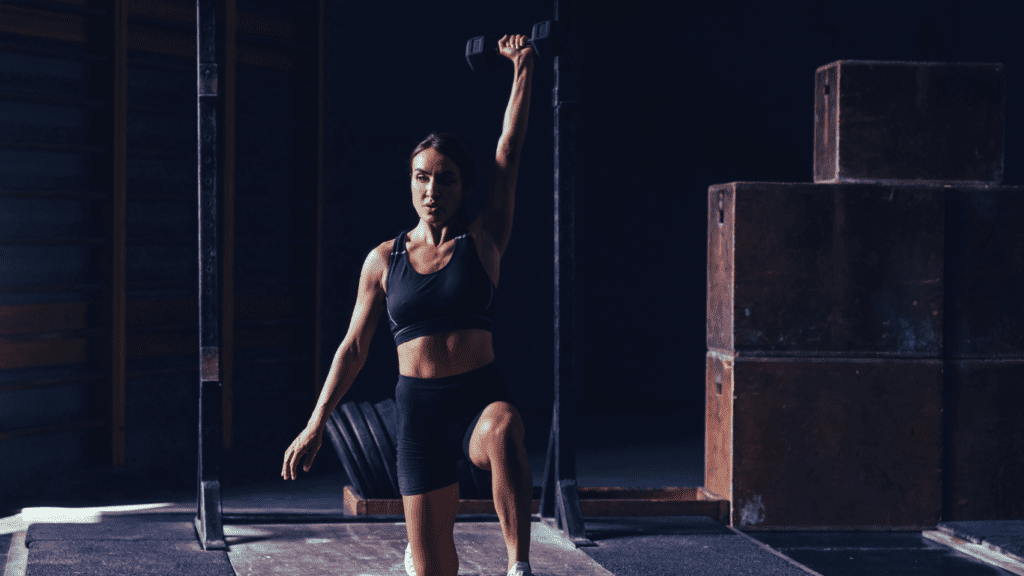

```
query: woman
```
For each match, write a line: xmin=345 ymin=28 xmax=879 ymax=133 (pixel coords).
xmin=282 ymin=33 xmax=535 ymax=576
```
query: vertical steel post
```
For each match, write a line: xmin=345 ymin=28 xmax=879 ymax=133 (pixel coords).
xmin=540 ymin=0 xmax=591 ymax=546
xmin=109 ymin=0 xmax=128 ymax=468
xmin=220 ymin=0 xmax=236 ymax=451
xmin=195 ymin=0 xmax=226 ymax=551
xmin=314 ymin=0 xmax=325 ymax=398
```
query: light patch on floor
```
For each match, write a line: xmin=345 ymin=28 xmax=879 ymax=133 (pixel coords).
xmin=0 ymin=515 xmax=28 ymax=537
xmin=225 ymin=521 xmax=613 ymax=576
xmin=19 ymin=503 xmax=172 ymax=524
xmin=3 ymin=531 xmax=27 ymax=576
xmin=1 ymin=503 xmax=174 ymax=535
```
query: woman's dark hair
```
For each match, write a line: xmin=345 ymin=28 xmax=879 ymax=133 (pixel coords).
xmin=408 ymin=132 xmax=476 ymax=226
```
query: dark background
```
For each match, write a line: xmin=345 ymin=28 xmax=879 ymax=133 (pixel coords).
xmin=1 ymin=0 xmax=1020 ymax=506
xmin=319 ymin=0 xmax=1022 ymax=454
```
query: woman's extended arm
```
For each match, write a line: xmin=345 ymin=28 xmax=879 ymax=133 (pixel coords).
xmin=282 ymin=246 xmax=387 ymax=480
xmin=476 ymin=34 xmax=535 ymax=255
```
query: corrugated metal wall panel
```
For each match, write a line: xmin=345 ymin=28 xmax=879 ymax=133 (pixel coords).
xmin=118 ymin=4 xmax=198 ymax=488
xmin=0 ymin=148 xmax=96 ymax=189
xmin=1 ymin=382 xmax=93 ymax=429
xmin=0 ymin=197 xmax=98 ymax=238
xmin=0 ymin=246 xmax=97 ymax=285
xmin=1 ymin=0 xmax=323 ymax=501
xmin=123 ymin=364 xmax=196 ymax=483
xmin=0 ymin=430 xmax=92 ymax=498
xmin=0 ymin=50 xmax=89 ymax=97
xmin=0 ymin=2 xmax=111 ymax=502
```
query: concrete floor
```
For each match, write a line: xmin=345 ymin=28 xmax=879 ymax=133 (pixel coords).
xmin=2 ymin=441 xmax=1022 ymax=576
xmin=0 ymin=442 xmax=704 ymax=576
xmin=224 ymin=520 xmax=612 ymax=576
xmin=750 ymin=530 xmax=1023 ymax=576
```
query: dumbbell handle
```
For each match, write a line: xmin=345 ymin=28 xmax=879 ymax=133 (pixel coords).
xmin=466 ymin=37 xmax=542 ymax=59
xmin=465 ymin=21 xmax=564 ymax=73
xmin=486 ymin=45 xmax=532 ymax=56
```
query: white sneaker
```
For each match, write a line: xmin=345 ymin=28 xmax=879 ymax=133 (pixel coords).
xmin=405 ymin=542 xmax=416 ymax=576
xmin=507 ymin=561 xmax=533 ymax=576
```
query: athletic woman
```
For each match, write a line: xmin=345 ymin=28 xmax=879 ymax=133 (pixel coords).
xmin=282 ymin=33 xmax=535 ymax=576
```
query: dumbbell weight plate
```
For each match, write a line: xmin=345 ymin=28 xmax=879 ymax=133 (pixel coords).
xmin=341 ymin=402 xmax=393 ymax=499
xmin=465 ymin=34 xmax=499 ymax=74
xmin=465 ymin=21 xmax=566 ymax=73
xmin=529 ymin=20 xmax=564 ymax=59
xmin=333 ymin=406 xmax=382 ymax=498
xmin=324 ymin=411 xmax=371 ymax=499
xmin=375 ymin=398 xmax=398 ymax=447
xmin=357 ymin=401 xmax=401 ymax=498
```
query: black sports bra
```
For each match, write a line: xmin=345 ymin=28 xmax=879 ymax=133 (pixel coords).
xmin=385 ymin=230 xmax=496 ymax=346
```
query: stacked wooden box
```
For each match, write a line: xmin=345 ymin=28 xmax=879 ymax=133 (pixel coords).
xmin=706 ymin=60 xmax=1024 ymax=529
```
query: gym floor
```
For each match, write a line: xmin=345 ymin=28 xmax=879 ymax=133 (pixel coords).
xmin=2 ymin=442 xmax=1021 ymax=576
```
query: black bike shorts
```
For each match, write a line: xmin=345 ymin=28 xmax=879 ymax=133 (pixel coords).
xmin=395 ymin=362 xmax=511 ymax=496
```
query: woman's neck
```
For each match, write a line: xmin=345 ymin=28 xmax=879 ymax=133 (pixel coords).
xmin=414 ymin=219 xmax=464 ymax=247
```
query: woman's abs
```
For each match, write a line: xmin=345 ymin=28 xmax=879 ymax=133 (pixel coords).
xmin=397 ymin=328 xmax=494 ymax=379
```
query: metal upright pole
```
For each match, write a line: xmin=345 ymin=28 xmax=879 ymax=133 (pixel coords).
xmin=540 ymin=0 xmax=591 ymax=547
xmin=195 ymin=0 xmax=226 ymax=551
xmin=108 ymin=0 xmax=128 ymax=468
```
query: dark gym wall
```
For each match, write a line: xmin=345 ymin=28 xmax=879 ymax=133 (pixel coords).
xmin=2 ymin=0 xmax=1020 ymax=508
xmin=0 ymin=0 xmax=322 ymax=507
xmin=321 ymin=0 xmax=1023 ymax=453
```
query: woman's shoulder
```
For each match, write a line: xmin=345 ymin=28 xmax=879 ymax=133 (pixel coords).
xmin=366 ymin=237 xmax=398 ymax=291
xmin=369 ymin=238 xmax=396 ymax=266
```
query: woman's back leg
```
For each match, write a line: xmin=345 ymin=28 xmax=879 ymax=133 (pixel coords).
xmin=403 ymin=481 xmax=460 ymax=576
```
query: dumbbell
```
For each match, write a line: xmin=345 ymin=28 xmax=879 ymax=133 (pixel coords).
xmin=465 ymin=20 xmax=565 ymax=74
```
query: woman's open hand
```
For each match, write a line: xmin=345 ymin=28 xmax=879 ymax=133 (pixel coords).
xmin=498 ymin=34 xmax=534 ymax=66
xmin=281 ymin=425 xmax=323 ymax=480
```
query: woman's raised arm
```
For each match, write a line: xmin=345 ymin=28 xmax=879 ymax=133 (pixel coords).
xmin=282 ymin=244 xmax=388 ymax=480
xmin=476 ymin=34 xmax=534 ymax=256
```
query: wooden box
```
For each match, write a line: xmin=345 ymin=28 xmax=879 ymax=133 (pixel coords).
xmin=343 ymin=485 xmax=729 ymax=522
xmin=943 ymin=359 xmax=1024 ymax=521
xmin=946 ymin=186 xmax=1024 ymax=357
xmin=814 ymin=60 xmax=1004 ymax=185
xmin=705 ymin=352 xmax=943 ymax=529
xmin=708 ymin=182 xmax=944 ymax=357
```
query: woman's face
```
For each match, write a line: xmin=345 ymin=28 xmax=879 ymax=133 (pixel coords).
xmin=411 ymin=148 xmax=463 ymax=226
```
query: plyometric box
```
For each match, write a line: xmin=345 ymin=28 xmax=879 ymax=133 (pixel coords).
xmin=710 ymin=183 xmax=1024 ymax=358
xmin=814 ymin=60 xmax=1005 ymax=185
xmin=946 ymin=186 xmax=1024 ymax=357
xmin=708 ymin=182 xmax=944 ymax=357
xmin=944 ymin=359 xmax=1024 ymax=521
xmin=343 ymin=485 xmax=729 ymax=522
xmin=705 ymin=352 xmax=942 ymax=529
